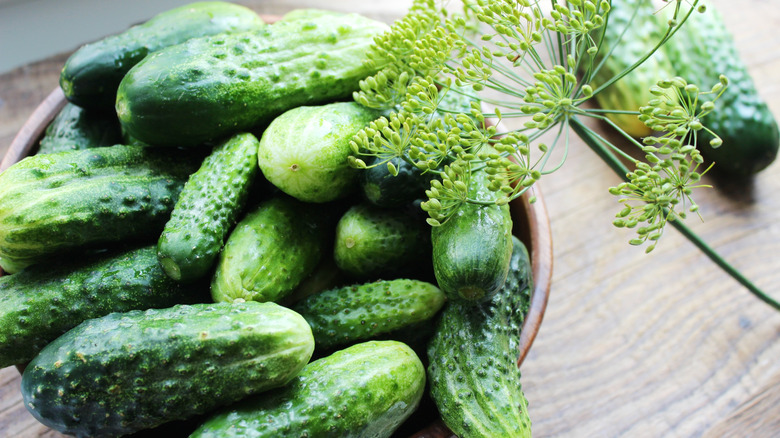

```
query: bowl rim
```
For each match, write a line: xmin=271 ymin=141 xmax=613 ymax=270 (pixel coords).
xmin=1 ymin=53 xmax=552 ymax=438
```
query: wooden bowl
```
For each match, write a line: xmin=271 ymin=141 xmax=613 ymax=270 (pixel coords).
xmin=1 ymin=68 xmax=552 ymax=438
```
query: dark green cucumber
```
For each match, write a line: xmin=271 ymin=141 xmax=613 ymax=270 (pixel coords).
xmin=21 ymin=301 xmax=314 ymax=438
xmin=427 ymin=236 xmax=532 ymax=438
xmin=292 ymin=278 xmax=445 ymax=350
xmin=360 ymin=156 xmax=433 ymax=208
xmin=431 ymin=169 xmax=513 ymax=302
xmin=258 ymin=102 xmax=381 ymax=202
xmin=333 ymin=203 xmax=429 ymax=278
xmin=190 ymin=340 xmax=425 ymax=438
xmin=0 ymin=245 xmax=206 ymax=368
xmin=664 ymin=5 xmax=779 ymax=175
xmin=588 ymin=0 xmax=676 ymax=138
xmin=60 ymin=1 xmax=264 ymax=110
xmin=210 ymin=195 xmax=336 ymax=303
xmin=116 ymin=12 xmax=388 ymax=146
xmin=37 ymin=102 xmax=121 ymax=155
xmin=0 ymin=145 xmax=202 ymax=273
xmin=158 ymin=132 xmax=260 ymax=282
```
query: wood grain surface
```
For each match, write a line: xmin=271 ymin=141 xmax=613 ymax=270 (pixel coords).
xmin=1 ymin=0 xmax=779 ymax=437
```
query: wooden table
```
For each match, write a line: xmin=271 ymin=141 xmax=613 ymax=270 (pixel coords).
xmin=1 ymin=1 xmax=779 ymax=436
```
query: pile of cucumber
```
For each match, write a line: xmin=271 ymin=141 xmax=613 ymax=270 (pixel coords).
xmin=0 ymin=3 xmax=533 ymax=437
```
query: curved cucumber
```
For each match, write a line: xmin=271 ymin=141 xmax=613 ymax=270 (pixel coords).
xmin=37 ymin=102 xmax=121 ymax=155
xmin=116 ymin=12 xmax=388 ymax=146
xmin=191 ymin=340 xmax=426 ymax=438
xmin=0 ymin=145 xmax=202 ymax=273
xmin=258 ymin=102 xmax=380 ymax=203
xmin=210 ymin=196 xmax=335 ymax=303
xmin=60 ymin=1 xmax=264 ymax=109
xmin=0 ymin=245 xmax=205 ymax=368
xmin=22 ymin=301 xmax=314 ymax=438
xmin=428 ymin=236 xmax=532 ymax=438
xmin=158 ymin=132 xmax=259 ymax=282
xmin=292 ymin=278 xmax=445 ymax=350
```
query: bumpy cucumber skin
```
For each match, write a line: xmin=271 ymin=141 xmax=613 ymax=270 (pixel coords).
xmin=427 ymin=236 xmax=532 ymax=438
xmin=37 ymin=103 xmax=121 ymax=155
xmin=258 ymin=102 xmax=380 ymax=203
xmin=116 ymin=12 xmax=388 ymax=146
xmin=431 ymin=170 xmax=513 ymax=303
xmin=21 ymin=301 xmax=314 ymax=438
xmin=60 ymin=2 xmax=264 ymax=110
xmin=333 ymin=203 xmax=429 ymax=278
xmin=0 ymin=245 xmax=205 ymax=368
xmin=590 ymin=0 xmax=676 ymax=137
xmin=210 ymin=196 xmax=333 ymax=303
xmin=158 ymin=132 xmax=259 ymax=282
xmin=191 ymin=340 xmax=426 ymax=438
xmin=665 ymin=6 xmax=779 ymax=175
xmin=292 ymin=279 xmax=445 ymax=350
xmin=0 ymin=145 xmax=202 ymax=273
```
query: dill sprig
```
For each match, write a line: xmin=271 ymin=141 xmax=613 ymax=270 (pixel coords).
xmin=348 ymin=0 xmax=711 ymax=249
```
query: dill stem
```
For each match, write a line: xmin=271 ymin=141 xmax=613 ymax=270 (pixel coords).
xmin=569 ymin=116 xmax=780 ymax=312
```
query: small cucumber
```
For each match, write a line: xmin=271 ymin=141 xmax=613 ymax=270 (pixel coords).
xmin=257 ymin=102 xmax=380 ymax=203
xmin=333 ymin=203 xmax=430 ymax=278
xmin=360 ymin=156 xmax=433 ymax=208
xmin=431 ymin=169 xmax=513 ymax=302
xmin=190 ymin=340 xmax=426 ymax=438
xmin=22 ymin=301 xmax=314 ymax=438
xmin=116 ymin=12 xmax=388 ymax=146
xmin=0 ymin=245 xmax=206 ymax=368
xmin=60 ymin=1 xmax=265 ymax=109
xmin=427 ymin=236 xmax=532 ymax=438
xmin=210 ymin=195 xmax=335 ymax=303
xmin=37 ymin=102 xmax=121 ymax=155
xmin=158 ymin=132 xmax=259 ymax=282
xmin=0 ymin=145 xmax=202 ymax=273
xmin=292 ymin=278 xmax=446 ymax=350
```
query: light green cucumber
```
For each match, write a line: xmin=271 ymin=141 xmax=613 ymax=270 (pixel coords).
xmin=158 ymin=132 xmax=259 ymax=282
xmin=258 ymin=102 xmax=381 ymax=202
xmin=190 ymin=340 xmax=426 ymax=438
xmin=210 ymin=195 xmax=336 ymax=303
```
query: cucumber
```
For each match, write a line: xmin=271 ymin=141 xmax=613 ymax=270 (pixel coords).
xmin=258 ymin=102 xmax=380 ymax=203
xmin=37 ymin=102 xmax=121 ymax=155
xmin=158 ymin=132 xmax=260 ymax=282
xmin=0 ymin=245 xmax=206 ymax=368
xmin=60 ymin=1 xmax=265 ymax=110
xmin=431 ymin=169 xmax=513 ymax=302
xmin=116 ymin=12 xmax=389 ymax=146
xmin=210 ymin=195 xmax=335 ymax=303
xmin=664 ymin=5 xmax=779 ymax=175
xmin=21 ymin=301 xmax=314 ymax=438
xmin=427 ymin=236 xmax=532 ymax=438
xmin=360 ymin=155 xmax=433 ymax=208
xmin=0 ymin=145 xmax=202 ymax=273
xmin=190 ymin=340 xmax=426 ymax=438
xmin=333 ymin=203 xmax=430 ymax=278
xmin=588 ymin=0 xmax=677 ymax=138
xmin=292 ymin=278 xmax=445 ymax=350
